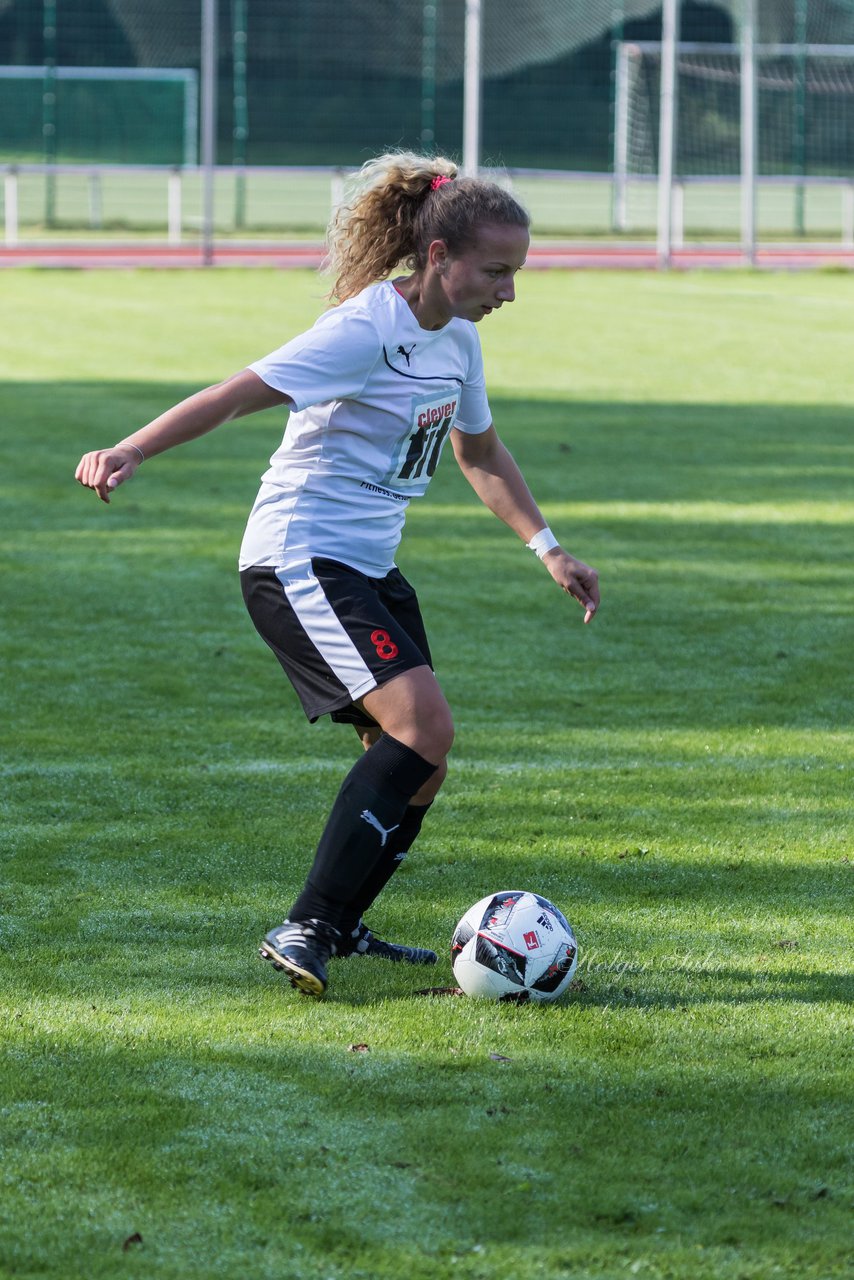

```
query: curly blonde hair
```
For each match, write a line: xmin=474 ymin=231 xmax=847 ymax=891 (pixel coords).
xmin=324 ymin=151 xmax=529 ymax=303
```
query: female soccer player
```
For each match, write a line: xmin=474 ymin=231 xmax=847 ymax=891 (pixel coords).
xmin=75 ymin=152 xmax=599 ymax=997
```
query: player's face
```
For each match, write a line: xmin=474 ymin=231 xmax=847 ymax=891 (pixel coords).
xmin=434 ymin=223 xmax=529 ymax=323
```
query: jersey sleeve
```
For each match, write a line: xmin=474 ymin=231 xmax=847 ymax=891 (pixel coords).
xmin=249 ymin=305 xmax=382 ymax=410
xmin=453 ymin=329 xmax=492 ymax=434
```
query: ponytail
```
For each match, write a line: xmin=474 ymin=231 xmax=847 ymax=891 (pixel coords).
xmin=324 ymin=151 xmax=529 ymax=303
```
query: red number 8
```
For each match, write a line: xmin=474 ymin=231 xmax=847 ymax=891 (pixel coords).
xmin=371 ymin=628 xmax=399 ymax=661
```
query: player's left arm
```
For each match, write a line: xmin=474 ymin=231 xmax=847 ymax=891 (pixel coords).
xmin=451 ymin=423 xmax=599 ymax=624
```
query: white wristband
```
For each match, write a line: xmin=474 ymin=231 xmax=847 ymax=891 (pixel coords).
xmin=526 ymin=527 xmax=559 ymax=559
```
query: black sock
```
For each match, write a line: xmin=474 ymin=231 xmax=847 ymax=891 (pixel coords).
xmin=339 ymin=802 xmax=432 ymax=940
xmin=288 ymin=735 xmax=437 ymax=929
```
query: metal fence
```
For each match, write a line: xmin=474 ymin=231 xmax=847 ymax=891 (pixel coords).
xmin=1 ymin=1 xmax=638 ymax=171
xmin=6 ymin=161 xmax=854 ymax=248
xmin=3 ymin=1 xmax=854 ymax=259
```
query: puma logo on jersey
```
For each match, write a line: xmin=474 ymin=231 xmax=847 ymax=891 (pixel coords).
xmin=360 ymin=809 xmax=400 ymax=847
xmin=396 ymin=343 xmax=416 ymax=366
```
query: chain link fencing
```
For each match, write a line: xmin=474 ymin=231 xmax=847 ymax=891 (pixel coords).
xmin=2 ymin=1 xmax=854 ymax=246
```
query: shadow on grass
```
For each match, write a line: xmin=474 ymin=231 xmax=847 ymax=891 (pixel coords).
xmin=3 ymin=385 xmax=852 ymax=739
xmin=2 ymin=1020 xmax=850 ymax=1279
xmin=3 ymin=380 xmax=854 ymax=500
xmin=569 ymin=964 xmax=852 ymax=1011
xmin=2 ymin=921 xmax=849 ymax=1012
xmin=2 ymin=384 xmax=852 ymax=588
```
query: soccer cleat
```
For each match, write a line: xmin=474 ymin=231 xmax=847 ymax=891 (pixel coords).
xmin=259 ymin=918 xmax=340 ymax=997
xmin=338 ymin=921 xmax=438 ymax=966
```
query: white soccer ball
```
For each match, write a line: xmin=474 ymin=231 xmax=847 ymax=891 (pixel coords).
xmin=451 ymin=890 xmax=579 ymax=1003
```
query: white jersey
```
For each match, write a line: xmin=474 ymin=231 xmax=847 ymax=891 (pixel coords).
xmin=238 ymin=280 xmax=492 ymax=578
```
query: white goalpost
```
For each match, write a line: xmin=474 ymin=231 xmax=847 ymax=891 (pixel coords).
xmin=613 ymin=11 xmax=854 ymax=258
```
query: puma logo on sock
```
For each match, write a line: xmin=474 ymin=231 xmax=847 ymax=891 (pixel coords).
xmin=360 ymin=809 xmax=400 ymax=848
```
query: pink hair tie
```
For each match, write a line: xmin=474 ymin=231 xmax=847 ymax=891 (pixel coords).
xmin=431 ymin=174 xmax=452 ymax=191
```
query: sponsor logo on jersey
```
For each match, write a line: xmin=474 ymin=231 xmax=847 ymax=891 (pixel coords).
xmin=384 ymin=390 xmax=460 ymax=490
xmin=417 ymin=401 xmax=457 ymax=429
xmin=359 ymin=480 xmax=409 ymax=501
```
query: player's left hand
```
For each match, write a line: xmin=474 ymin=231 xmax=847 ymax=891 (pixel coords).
xmin=75 ymin=446 xmax=141 ymax=504
xmin=542 ymin=548 xmax=600 ymax=624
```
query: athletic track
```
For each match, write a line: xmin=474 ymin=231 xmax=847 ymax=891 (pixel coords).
xmin=3 ymin=241 xmax=854 ymax=270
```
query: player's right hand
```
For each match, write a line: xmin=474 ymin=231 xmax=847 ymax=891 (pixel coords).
xmin=75 ymin=447 xmax=141 ymax=504
xmin=542 ymin=548 xmax=600 ymax=624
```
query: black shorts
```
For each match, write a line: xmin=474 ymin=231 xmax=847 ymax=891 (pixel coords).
xmin=240 ymin=558 xmax=433 ymax=727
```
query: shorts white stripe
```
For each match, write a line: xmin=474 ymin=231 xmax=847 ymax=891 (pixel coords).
xmin=276 ymin=564 xmax=376 ymax=701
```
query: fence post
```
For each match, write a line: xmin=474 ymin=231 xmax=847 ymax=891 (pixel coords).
xmin=673 ymin=178 xmax=685 ymax=248
xmin=232 ymin=0 xmax=248 ymax=229
xmin=613 ymin=41 xmax=631 ymax=232
xmin=168 ymin=168 xmax=183 ymax=244
xmin=462 ymin=0 xmax=482 ymax=176
xmin=792 ymin=0 xmax=808 ymax=236
xmin=5 ymin=167 xmax=19 ymax=247
xmin=421 ymin=1 xmax=438 ymax=147
xmin=200 ymin=0 xmax=218 ymax=265
xmin=740 ymin=0 xmax=758 ymax=266
xmin=842 ymin=182 xmax=854 ymax=250
xmin=330 ymin=167 xmax=346 ymax=218
xmin=88 ymin=170 xmax=103 ymax=229
xmin=43 ymin=0 xmax=58 ymax=228
xmin=656 ymin=0 xmax=680 ymax=267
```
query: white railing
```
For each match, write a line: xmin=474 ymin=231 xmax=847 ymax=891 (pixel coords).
xmin=3 ymin=163 xmax=854 ymax=250
xmin=1 ymin=163 xmax=352 ymax=248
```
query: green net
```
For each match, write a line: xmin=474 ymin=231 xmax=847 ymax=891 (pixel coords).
xmin=0 ymin=67 xmax=196 ymax=163
xmin=622 ymin=43 xmax=854 ymax=177
xmin=3 ymin=1 xmax=854 ymax=238
xmin=4 ymin=1 xmax=854 ymax=170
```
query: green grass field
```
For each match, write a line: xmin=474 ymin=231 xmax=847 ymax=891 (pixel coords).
xmin=1 ymin=268 xmax=852 ymax=1280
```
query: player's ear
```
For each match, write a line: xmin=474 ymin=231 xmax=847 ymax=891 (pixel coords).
xmin=428 ymin=239 xmax=449 ymax=273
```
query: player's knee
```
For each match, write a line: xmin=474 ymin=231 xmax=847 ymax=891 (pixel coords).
xmin=412 ymin=754 xmax=448 ymax=806
xmin=420 ymin=704 xmax=455 ymax=761
xmin=360 ymin=667 xmax=454 ymax=762
xmin=403 ymin=709 xmax=453 ymax=766
xmin=432 ymin=753 xmax=450 ymax=793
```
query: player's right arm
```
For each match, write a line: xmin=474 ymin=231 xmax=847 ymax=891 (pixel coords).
xmin=75 ymin=369 xmax=290 ymax=504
